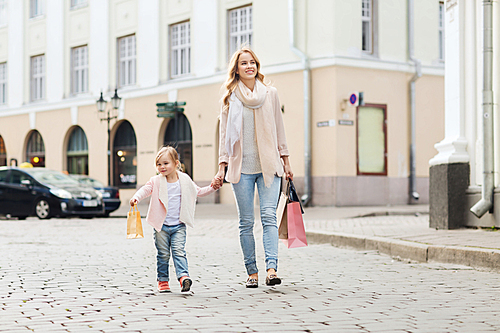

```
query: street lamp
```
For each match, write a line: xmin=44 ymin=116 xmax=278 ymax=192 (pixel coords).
xmin=97 ymin=88 xmax=121 ymax=186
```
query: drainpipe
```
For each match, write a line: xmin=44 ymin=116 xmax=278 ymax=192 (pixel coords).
xmin=471 ymin=0 xmax=494 ymax=218
xmin=408 ymin=0 xmax=422 ymax=203
xmin=288 ymin=0 xmax=312 ymax=206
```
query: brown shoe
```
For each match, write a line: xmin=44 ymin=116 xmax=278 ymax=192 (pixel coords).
xmin=246 ymin=278 xmax=258 ymax=288
xmin=265 ymin=274 xmax=281 ymax=286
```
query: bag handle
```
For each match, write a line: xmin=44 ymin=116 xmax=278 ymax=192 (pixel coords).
xmin=129 ymin=203 xmax=138 ymax=213
xmin=288 ymin=180 xmax=304 ymax=214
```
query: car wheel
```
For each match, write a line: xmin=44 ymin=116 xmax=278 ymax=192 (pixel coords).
xmin=35 ymin=199 xmax=51 ymax=219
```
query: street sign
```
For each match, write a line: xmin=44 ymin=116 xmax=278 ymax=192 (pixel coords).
xmin=157 ymin=101 xmax=186 ymax=118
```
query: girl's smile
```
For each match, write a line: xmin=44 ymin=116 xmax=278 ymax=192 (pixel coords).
xmin=156 ymin=153 xmax=179 ymax=182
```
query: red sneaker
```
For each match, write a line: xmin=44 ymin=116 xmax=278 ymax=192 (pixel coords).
xmin=179 ymin=276 xmax=192 ymax=292
xmin=157 ymin=281 xmax=171 ymax=293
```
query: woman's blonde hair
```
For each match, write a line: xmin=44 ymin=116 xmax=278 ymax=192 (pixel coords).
xmin=221 ymin=46 xmax=266 ymax=112
xmin=155 ymin=146 xmax=181 ymax=170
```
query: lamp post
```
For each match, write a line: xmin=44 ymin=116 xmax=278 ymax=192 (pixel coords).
xmin=97 ymin=88 xmax=121 ymax=186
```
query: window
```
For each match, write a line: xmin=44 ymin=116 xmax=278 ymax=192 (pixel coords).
xmin=362 ymin=0 xmax=372 ymax=53
xmin=113 ymin=121 xmax=137 ymax=187
xmin=67 ymin=126 xmax=88 ymax=175
xmin=170 ymin=21 xmax=191 ymax=77
xmin=0 ymin=135 xmax=6 ymax=166
xmin=71 ymin=46 xmax=88 ymax=94
xmin=117 ymin=35 xmax=136 ymax=87
xmin=357 ymin=105 xmax=387 ymax=175
xmin=0 ymin=0 xmax=7 ymax=27
xmin=71 ymin=0 xmax=87 ymax=9
xmin=228 ymin=5 xmax=252 ymax=58
xmin=0 ymin=62 xmax=7 ymax=104
xmin=30 ymin=55 xmax=45 ymax=101
xmin=26 ymin=130 xmax=45 ymax=167
xmin=439 ymin=2 xmax=444 ymax=61
xmin=30 ymin=0 xmax=43 ymax=18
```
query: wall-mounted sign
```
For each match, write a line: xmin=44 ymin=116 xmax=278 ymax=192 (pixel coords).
xmin=339 ymin=119 xmax=354 ymax=126
xmin=316 ymin=119 xmax=336 ymax=127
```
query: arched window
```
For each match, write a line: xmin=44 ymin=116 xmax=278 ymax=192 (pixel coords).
xmin=164 ymin=113 xmax=192 ymax=177
xmin=0 ymin=135 xmax=6 ymax=166
xmin=67 ymin=126 xmax=89 ymax=175
xmin=26 ymin=130 xmax=45 ymax=167
xmin=113 ymin=121 xmax=137 ymax=187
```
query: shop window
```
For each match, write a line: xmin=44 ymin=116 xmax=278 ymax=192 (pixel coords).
xmin=164 ymin=113 xmax=192 ymax=178
xmin=357 ymin=104 xmax=387 ymax=175
xmin=113 ymin=121 xmax=137 ymax=188
xmin=67 ymin=126 xmax=88 ymax=175
xmin=0 ymin=135 xmax=6 ymax=166
xmin=26 ymin=130 xmax=45 ymax=167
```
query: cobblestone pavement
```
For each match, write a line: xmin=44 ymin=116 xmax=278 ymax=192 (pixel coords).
xmin=1 ymin=217 xmax=500 ymax=332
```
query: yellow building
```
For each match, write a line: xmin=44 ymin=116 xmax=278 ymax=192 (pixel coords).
xmin=0 ymin=0 xmax=444 ymax=206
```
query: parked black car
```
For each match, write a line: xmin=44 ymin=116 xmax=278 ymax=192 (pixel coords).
xmin=69 ymin=175 xmax=121 ymax=216
xmin=0 ymin=167 xmax=104 ymax=219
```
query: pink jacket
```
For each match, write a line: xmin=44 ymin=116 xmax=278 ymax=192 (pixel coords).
xmin=131 ymin=171 xmax=215 ymax=232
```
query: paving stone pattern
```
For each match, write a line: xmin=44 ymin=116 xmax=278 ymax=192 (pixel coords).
xmin=1 ymin=217 xmax=500 ymax=332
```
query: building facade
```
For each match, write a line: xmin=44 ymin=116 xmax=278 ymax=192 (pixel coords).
xmin=429 ymin=0 xmax=500 ymax=228
xmin=0 ymin=0 xmax=444 ymax=206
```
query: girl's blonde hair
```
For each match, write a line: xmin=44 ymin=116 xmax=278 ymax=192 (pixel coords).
xmin=155 ymin=146 xmax=181 ymax=170
xmin=221 ymin=46 xmax=266 ymax=112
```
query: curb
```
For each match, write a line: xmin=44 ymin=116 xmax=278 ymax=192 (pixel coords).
xmin=307 ymin=231 xmax=500 ymax=271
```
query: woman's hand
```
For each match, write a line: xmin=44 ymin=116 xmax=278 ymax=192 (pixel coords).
xmin=281 ymin=156 xmax=293 ymax=181
xmin=129 ymin=198 xmax=138 ymax=207
xmin=211 ymin=163 xmax=226 ymax=190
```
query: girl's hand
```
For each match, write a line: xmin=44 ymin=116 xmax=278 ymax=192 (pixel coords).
xmin=211 ymin=176 xmax=223 ymax=190
xmin=130 ymin=198 xmax=138 ymax=207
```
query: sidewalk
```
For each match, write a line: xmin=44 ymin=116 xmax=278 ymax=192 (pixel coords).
xmin=113 ymin=202 xmax=500 ymax=271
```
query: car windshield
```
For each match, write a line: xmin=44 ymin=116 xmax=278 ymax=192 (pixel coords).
xmin=25 ymin=169 xmax=80 ymax=186
xmin=71 ymin=176 xmax=106 ymax=188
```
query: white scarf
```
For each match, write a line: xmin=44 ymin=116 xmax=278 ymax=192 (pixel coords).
xmin=225 ymin=80 xmax=267 ymax=156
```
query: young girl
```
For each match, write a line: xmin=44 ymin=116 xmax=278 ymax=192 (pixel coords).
xmin=130 ymin=146 xmax=220 ymax=293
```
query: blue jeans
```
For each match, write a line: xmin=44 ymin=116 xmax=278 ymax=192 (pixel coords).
xmin=154 ymin=223 xmax=189 ymax=282
xmin=232 ymin=173 xmax=280 ymax=275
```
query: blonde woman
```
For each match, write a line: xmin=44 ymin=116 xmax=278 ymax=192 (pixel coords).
xmin=213 ymin=47 xmax=293 ymax=288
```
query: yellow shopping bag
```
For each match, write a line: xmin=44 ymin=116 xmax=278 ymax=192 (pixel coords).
xmin=127 ymin=204 xmax=144 ymax=239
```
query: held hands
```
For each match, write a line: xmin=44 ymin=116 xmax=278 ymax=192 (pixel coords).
xmin=129 ymin=198 xmax=138 ymax=207
xmin=211 ymin=165 xmax=225 ymax=190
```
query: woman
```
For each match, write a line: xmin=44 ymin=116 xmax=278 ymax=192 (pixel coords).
xmin=213 ymin=47 xmax=293 ymax=288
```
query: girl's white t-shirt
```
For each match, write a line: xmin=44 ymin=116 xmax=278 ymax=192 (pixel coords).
xmin=164 ymin=180 xmax=182 ymax=226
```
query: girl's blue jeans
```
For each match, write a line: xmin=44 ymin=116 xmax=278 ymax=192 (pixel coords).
xmin=154 ymin=223 xmax=189 ymax=282
xmin=232 ymin=173 xmax=280 ymax=275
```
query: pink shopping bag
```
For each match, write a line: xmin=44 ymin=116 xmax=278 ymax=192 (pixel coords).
xmin=284 ymin=201 xmax=308 ymax=248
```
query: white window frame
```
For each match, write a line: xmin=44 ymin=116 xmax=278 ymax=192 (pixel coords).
xmin=170 ymin=21 xmax=191 ymax=78
xmin=0 ymin=62 xmax=7 ymax=105
xmin=0 ymin=0 xmax=7 ymax=27
xmin=71 ymin=45 xmax=88 ymax=95
xmin=362 ymin=0 xmax=372 ymax=54
xmin=228 ymin=5 xmax=252 ymax=58
xmin=70 ymin=0 xmax=87 ymax=10
xmin=439 ymin=1 xmax=444 ymax=61
xmin=30 ymin=55 xmax=45 ymax=102
xmin=117 ymin=35 xmax=136 ymax=87
xmin=29 ymin=0 xmax=43 ymax=18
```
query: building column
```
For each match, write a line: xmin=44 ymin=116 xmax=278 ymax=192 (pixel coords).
xmin=429 ymin=0 xmax=470 ymax=229
xmin=7 ymin=0 xmax=23 ymax=107
xmin=46 ymin=0 xmax=64 ymax=103
xmin=137 ymin=0 xmax=159 ymax=88
xmin=89 ymin=0 xmax=109 ymax=95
